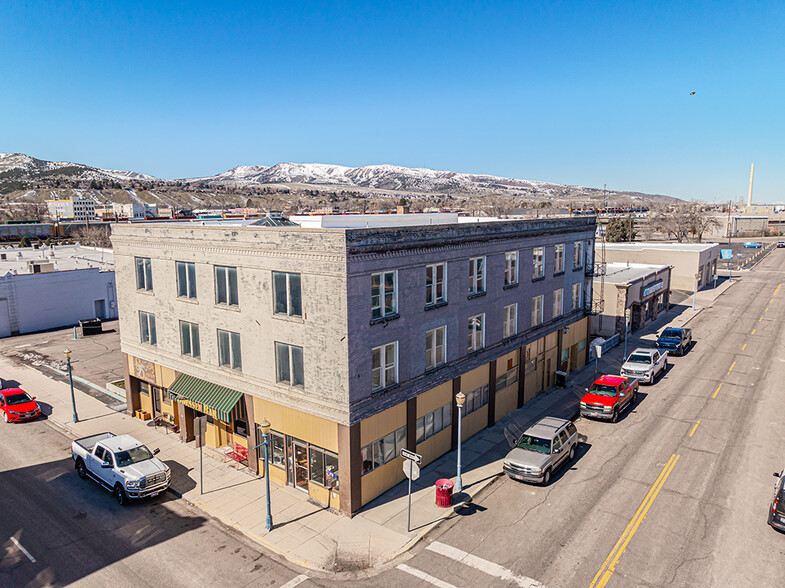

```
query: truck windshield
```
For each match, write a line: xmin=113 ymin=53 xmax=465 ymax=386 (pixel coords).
xmin=661 ymin=329 xmax=681 ymax=338
xmin=588 ymin=384 xmax=618 ymax=396
xmin=627 ymin=354 xmax=651 ymax=364
xmin=516 ymin=435 xmax=551 ymax=454
xmin=114 ymin=446 xmax=154 ymax=467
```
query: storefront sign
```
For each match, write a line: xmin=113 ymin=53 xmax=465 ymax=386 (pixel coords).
xmin=132 ymin=356 xmax=157 ymax=383
xmin=642 ymin=280 xmax=664 ymax=297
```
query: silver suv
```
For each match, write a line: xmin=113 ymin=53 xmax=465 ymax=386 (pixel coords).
xmin=503 ymin=417 xmax=579 ymax=485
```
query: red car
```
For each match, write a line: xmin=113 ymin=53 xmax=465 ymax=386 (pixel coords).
xmin=0 ymin=388 xmax=41 ymax=423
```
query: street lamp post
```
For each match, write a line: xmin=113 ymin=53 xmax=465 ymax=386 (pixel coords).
xmin=455 ymin=392 xmax=466 ymax=492
xmin=259 ymin=418 xmax=273 ymax=531
xmin=64 ymin=348 xmax=78 ymax=423
xmin=692 ymin=272 xmax=700 ymax=311
xmin=623 ymin=308 xmax=631 ymax=363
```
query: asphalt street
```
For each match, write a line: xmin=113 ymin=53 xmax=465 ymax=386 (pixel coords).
xmin=351 ymin=248 xmax=785 ymax=587
xmin=0 ymin=418 xmax=306 ymax=588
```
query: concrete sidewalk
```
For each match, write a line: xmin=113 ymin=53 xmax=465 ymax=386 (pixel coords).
xmin=0 ymin=276 xmax=736 ymax=575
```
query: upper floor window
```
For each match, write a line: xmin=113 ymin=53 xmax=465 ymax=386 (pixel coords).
xmin=468 ymin=314 xmax=485 ymax=352
xmin=585 ymin=241 xmax=593 ymax=269
xmin=532 ymin=248 xmax=544 ymax=279
xmin=426 ymin=264 xmax=446 ymax=306
xmin=503 ymin=303 xmax=517 ymax=338
xmin=217 ymin=329 xmax=242 ymax=371
xmin=176 ymin=261 xmax=196 ymax=299
xmin=572 ymin=282 xmax=583 ymax=311
xmin=215 ymin=265 xmax=239 ymax=306
xmin=275 ymin=342 xmax=304 ymax=387
xmin=135 ymin=257 xmax=153 ymax=291
xmin=532 ymin=295 xmax=544 ymax=326
xmin=425 ymin=326 xmax=446 ymax=370
xmin=469 ymin=257 xmax=485 ymax=295
xmin=179 ymin=320 xmax=200 ymax=358
xmin=504 ymin=251 xmax=518 ymax=286
xmin=371 ymin=271 xmax=397 ymax=319
xmin=273 ymin=272 xmax=302 ymax=317
xmin=554 ymin=244 xmax=565 ymax=274
xmin=372 ymin=342 xmax=398 ymax=391
xmin=573 ymin=241 xmax=584 ymax=269
xmin=139 ymin=311 xmax=157 ymax=345
xmin=553 ymin=288 xmax=563 ymax=318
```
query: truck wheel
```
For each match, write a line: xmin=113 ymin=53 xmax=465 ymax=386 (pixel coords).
xmin=611 ymin=409 xmax=619 ymax=423
xmin=76 ymin=459 xmax=87 ymax=479
xmin=569 ymin=446 xmax=575 ymax=461
xmin=115 ymin=484 xmax=128 ymax=506
xmin=632 ymin=391 xmax=638 ymax=404
xmin=542 ymin=469 xmax=551 ymax=485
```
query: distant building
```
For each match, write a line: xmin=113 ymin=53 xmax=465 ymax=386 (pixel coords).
xmin=591 ymin=263 xmax=671 ymax=339
xmin=47 ymin=195 xmax=96 ymax=221
xmin=600 ymin=242 xmax=718 ymax=291
xmin=112 ymin=203 xmax=157 ymax=219
xmin=0 ymin=245 xmax=116 ymax=336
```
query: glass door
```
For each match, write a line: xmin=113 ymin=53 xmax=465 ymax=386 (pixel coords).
xmin=292 ymin=441 xmax=309 ymax=492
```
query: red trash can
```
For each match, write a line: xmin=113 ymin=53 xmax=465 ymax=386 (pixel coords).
xmin=435 ymin=478 xmax=454 ymax=508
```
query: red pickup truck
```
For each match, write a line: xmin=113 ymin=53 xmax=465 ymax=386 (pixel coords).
xmin=580 ymin=375 xmax=639 ymax=423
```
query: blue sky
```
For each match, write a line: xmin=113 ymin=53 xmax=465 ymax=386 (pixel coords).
xmin=2 ymin=1 xmax=783 ymax=201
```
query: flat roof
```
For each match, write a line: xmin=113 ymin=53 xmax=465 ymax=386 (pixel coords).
xmin=603 ymin=262 xmax=669 ymax=284
xmin=0 ymin=244 xmax=114 ymax=275
xmin=600 ymin=242 xmax=719 ymax=253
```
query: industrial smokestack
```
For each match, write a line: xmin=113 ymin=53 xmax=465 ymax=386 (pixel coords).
xmin=748 ymin=163 xmax=755 ymax=207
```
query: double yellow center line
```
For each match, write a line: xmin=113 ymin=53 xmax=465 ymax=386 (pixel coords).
xmin=590 ymin=454 xmax=680 ymax=588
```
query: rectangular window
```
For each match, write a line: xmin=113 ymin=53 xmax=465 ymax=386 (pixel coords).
xmin=426 ymin=263 xmax=446 ymax=306
xmin=139 ymin=311 xmax=156 ymax=345
xmin=504 ymin=251 xmax=518 ymax=286
xmin=585 ymin=241 xmax=592 ymax=269
xmin=572 ymin=282 xmax=582 ymax=310
xmin=273 ymin=271 xmax=302 ymax=317
xmin=532 ymin=248 xmax=544 ymax=279
xmin=361 ymin=425 xmax=407 ymax=475
xmin=176 ymin=261 xmax=196 ymax=299
xmin=425 ymin=326 xmax=446 ymax=370
xmin=469 ymin=257 xmax=486 ymax=295
xmin=371 ymin=271 xmax=397 ymax=319
xmin=135 ymin=257 xmax=153 ymax=291
xmin=573 ymin=241 xmax=584 ymax=269
xmin=532 ymin=295 xmax=544 ymax=326
xmin=179 ymin=321 xmax=200 ymax=358
xmin=215 ymin=265 xmax=239 ymax=306
xmin=462 ymin=384 xmax=490 ymax=417
xmin=275 ymin=342 xmax=305 ymax=387
xmin=468 ymin=314 xmax=485 ymax=351
xmin=372 ymin=342 xmax=398 ymax=391
xmin=503 ymin=303 xmax=517 ymax=338
xmin=217 ymin=329 xmax=242 ymax=371
xmin=415 ymin=403 xmax=452 ymax=444
xmin=553 ymin=288 xmax=563 ymax=318
xmin=554 ymin=244 xmax=565 ymax=273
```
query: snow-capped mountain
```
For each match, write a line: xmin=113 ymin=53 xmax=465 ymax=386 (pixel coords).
xmin=0 ymin=153 xmax=160 ymax=183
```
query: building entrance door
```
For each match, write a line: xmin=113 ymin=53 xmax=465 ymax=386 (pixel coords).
xmin=286 ymin=437 xmax=309 ymax=492
xmin=152 ymin=386 xmax=162 ymax=417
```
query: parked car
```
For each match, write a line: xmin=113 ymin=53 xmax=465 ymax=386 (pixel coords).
xmin=502 ymin=417 xmax=578 ymax=485
xmin=620 ymin=348 xmax=667 ymax=384
xmin=777 ymin=241 xmax=785 ymax=248
xmin=656 ymin=327 xmax=692 ymax=356
xmin=769 ymin=469 xmax=785 ymax=532
xmin=71 ymin=432 xmax=170 ymax=505
xmin=743 ymin=242 xmax=762 ymax=248
xmin=580 ymin=375 xmax=639 ymax=422
xmin=0 ymin=388 xmax=41 ymax=423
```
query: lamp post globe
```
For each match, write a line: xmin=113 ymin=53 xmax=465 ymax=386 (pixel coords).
xmin=64 ymin=348 xmax=78 ymax=423
xmin=455 ymin=392 xmax=466 ymax=492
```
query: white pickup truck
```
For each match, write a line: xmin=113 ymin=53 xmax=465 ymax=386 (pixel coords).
xmin=71 ymin=432 xmax=171 ymax=505
xmin=620 ymin=347 xmax=668 ymax=384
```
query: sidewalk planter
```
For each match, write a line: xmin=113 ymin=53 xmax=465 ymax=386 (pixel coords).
xmin=435 ymin=479 xmax=454 ymax=507
xmin=139 ymin=411 xmax=151 ymax=421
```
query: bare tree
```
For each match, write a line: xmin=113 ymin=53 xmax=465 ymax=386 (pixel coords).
xmin=73 ymin=224 xmax=112 ymax=248
xmin=688 ymin=204 xmax=721 ymax=242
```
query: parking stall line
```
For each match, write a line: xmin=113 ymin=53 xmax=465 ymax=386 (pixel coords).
xmin=396 ymin=564 xmax=459 ymax=588
xmin=590 ymin=455 xmax=679 ymax=588
xmin=278 ymin=574 xmax=308 ymax=588
xmin=427 ymin=541 xmax=545 ymax=588
xmin=689 ymin=421 xmax=700 ymax=437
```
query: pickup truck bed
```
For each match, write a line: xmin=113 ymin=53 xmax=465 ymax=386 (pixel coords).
xmin=73 ymin=432 xmax=115 ymax=453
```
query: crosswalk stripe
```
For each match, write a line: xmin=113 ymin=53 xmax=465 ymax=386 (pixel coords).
xmin=397 ymin=564 xmax=458 ymax=588
xmin=279 ymin=574 xmax=308 ymax=588
xmin=427 ymin=541 xmax=546 ymax=588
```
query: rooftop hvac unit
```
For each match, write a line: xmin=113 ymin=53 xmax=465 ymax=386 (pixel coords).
xmin=0 ymin=253 xmax=6 ymax=260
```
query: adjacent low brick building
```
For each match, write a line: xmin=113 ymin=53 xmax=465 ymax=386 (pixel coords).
xmin=111 ymin=213 xmax=595 ymax=515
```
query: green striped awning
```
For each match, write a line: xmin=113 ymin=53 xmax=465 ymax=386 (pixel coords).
xmin=168 ymin=373 xmax=243 ymax=422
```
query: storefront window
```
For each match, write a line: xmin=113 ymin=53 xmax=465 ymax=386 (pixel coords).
xmin=139 ymin=381 xmax=150 ymax=396
xmin=325 ymin=453 xmax=339 ymax=490
xmin=271 ymin=432 xmax=285 ymax=468
xmin=309 ymin=448 xmax=325 ymax=486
